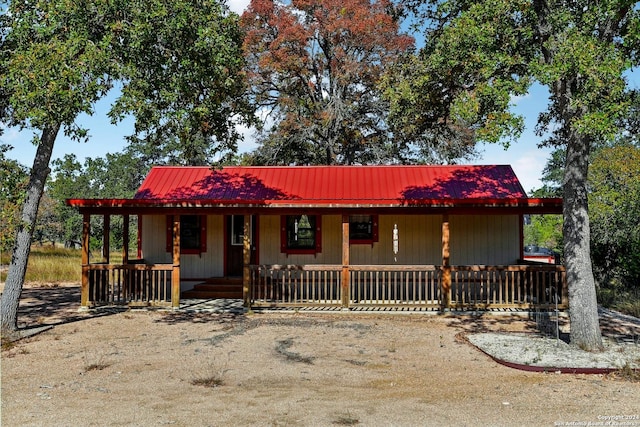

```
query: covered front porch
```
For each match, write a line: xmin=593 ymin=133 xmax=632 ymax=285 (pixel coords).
xmin=68 ymin=165 xmax=566 ymax=312
xmin=77 ymin=212 xmax=567 ymax=311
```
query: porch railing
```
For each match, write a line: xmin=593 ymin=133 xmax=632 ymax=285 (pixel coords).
xmin=250 ymin=264 xmax=567 ymax=310
xmin=82 ymin=262 xmax=567 ymax=310
xmin=450 ymin=265 xmax=567 ymax=309
xmin=83 ymin=262 xmax=173 ymax=307
xmin=249 ymin=264 xmax=343 ymax=307
xmin=350 ymin=266 xmax=441 ymax=307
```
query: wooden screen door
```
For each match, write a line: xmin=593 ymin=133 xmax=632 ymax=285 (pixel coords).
xmin=226 ymin=215 xmax=256 ymax=277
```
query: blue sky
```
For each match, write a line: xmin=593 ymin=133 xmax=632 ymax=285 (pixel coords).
xmin=1 ymin=0 xmax=629 ymax=195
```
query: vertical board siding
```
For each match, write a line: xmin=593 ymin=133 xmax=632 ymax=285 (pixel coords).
xmin=141 ymin=215 xmax=224 ymax=287
xmin=141 ymin=215 xmax=170 ymax=262
xmin=449 ymin=215 xmax=519 ymax=265
xmin=143 ymin=213 xmax=521 ymax=271
xmin=258 ymin=215 xmax=342 ymax=265
xmin=259 ymin=215 xmax=443 ymax=266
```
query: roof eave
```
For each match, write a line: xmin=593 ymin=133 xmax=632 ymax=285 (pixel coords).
xmin=66 ymin=197 xmax=562 ymax=214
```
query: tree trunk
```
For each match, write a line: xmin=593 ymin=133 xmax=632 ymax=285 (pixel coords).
xmin=1 ymin=123 xmax=60 ymax=336
xmin=563 ymin=128 xmax=604 ymax=351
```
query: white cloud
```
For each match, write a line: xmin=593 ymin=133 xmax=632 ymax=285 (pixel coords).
xmin=227 ymin=0 xmax=251 ymax=14
xmin=0 ymin=122 xmax=21 ymax=143
xmin=236 ymin=124 xmax=259 ymax=153
xmin=512 ymin=150 xmax=550 ymax=194
xmin=510 ymin=92 xmax=530 ymax=106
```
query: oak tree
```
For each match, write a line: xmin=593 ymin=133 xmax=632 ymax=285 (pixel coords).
xmin=0 ymin=0 xmax=251 ymax=335
xmin=241 ymin=0 xmax=414 ymax=165
xmin=402 ymin=0 xmax=640 ymax=350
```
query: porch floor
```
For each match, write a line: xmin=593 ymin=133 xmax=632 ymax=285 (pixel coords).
xmin=177 ymin=298 xmax=565 ymax=316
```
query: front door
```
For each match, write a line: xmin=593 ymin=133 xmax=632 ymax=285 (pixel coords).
xmin=225 ymin=215 xmax=257 ymax=277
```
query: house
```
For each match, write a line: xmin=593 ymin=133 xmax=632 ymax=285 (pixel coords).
xmin=66 ymin=165 xmax=566 ymax=311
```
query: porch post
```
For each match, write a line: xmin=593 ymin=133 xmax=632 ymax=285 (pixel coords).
xmin=341 ymin=215 xmax=350 ymax=309
xmin=122 ymin=215 xmax=130 ymax=300
xmin=122 ymin=215 xmax=130 ymax=265
xmin=242 ymin=215 xmax=251 ymax=307
xmin=441 ymin=214 xmax=451 ymax=310
xmin=102 ymin=214 xmax=110 ymax=263
xmin=80 ymin=213 xmax=90 ymax=310
xmin=171 ymin=216 xmax=181 ymax=309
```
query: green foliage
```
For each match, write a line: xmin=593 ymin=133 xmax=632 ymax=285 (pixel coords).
xmin=388 ymin=0 xmax=534 ymax=154
xmin=589 ymin=143 xmax=640 ymax=290
xmin=109 ymin=0 xmax=255 ymax=165
xmin=523 ymin=215 xmax=563 ymax=255
xmin=48 ymin=152 xmax=145 ymax=249
xmin=402 ymin=0 xmax=640 ymax=349
xmin=1 ymin=0 xmax=117 ymax=139
xmin=0 ymin=145 xmax=28 ymax=252
xmin=1 ymin=0 xmax=251 ymax=249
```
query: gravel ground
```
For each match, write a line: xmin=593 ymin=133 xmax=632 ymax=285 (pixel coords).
xmin=1 ymin=284 xmax=639 ymax=427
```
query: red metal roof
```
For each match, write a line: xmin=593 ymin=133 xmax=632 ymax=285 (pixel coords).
xmin=67 ymin=165 xmax=563 ymax=213
xmin=134 ymin=165 xmax=527 ymax=202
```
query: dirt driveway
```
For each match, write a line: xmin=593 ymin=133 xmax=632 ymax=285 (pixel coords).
xmin=2 ymin=284 xmax=639 ymax=426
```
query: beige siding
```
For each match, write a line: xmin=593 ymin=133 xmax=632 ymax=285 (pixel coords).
xmin=258 ymin=215 xmax=342 ymax=265
xmin=140 ymin=215 xmax=170 ymax=263
xmin=258 ymin=214 xmax=442 ymax=266
xmin=141 ymin=213 xmax=521 ymax=280
xmin=140 ymin=214 xmax=225 ymax=283
xmin=449 ymin=215 xmax=520 ymax=265
xmin=351 ymin=215 xmax=442 ymax=265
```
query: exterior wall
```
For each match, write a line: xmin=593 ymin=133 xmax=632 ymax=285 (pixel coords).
xmin=141 ymin=213 xmax=521 ymax=279
xmin=352 ymin=215 xmax=442 ymax=265
xmin=258 ymin=215 xmax=342 ymax=265
xmin=449 ymin=214 xmax=520 ymax=265
xmin=141 ymin=215 xmax=224 ymax=290
xmin=259 ymin=214 xmax=442 ymax=266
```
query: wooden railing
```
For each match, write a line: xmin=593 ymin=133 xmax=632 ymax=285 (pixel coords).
xmin=82 ymin=262 xmax=567 ymax=310
xmin=450 ymin=265 xmax=567 ymax=309
xmin=349 ymin=266 xmax=441 ymax=307
xmin=250 ymin=264 xmax=567 ymax=310
xmin=83 ymin=262 xmax=173 ymax=307
xmin=249 ymin=264 xmax=343 ymax=307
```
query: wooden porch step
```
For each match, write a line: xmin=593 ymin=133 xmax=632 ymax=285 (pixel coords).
xmin=181 ymin=278 xmax=243 ymax=299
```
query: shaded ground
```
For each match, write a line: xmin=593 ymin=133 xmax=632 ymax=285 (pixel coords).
xmin=2 ymin=284 xmax=639 ymax=426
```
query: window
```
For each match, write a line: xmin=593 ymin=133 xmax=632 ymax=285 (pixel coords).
xmin=230 ymin=215 xmax=251 ymax=246
xmin=349 ymin=215 xmax=378 ymax=244
xmin=281 ymin=215 xmax=322 ymax=254
xmin=166 ymin=215 xmax=207 ymax=254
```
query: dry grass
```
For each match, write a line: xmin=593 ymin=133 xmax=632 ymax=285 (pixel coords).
xmin=0 ymin=246 xmax=137 ymax=284
xmin=0 ymin=246 xmax=80 ymax=284
xmin=190 ymin=376 xmax=226 ymax=388
xmin=607 ymin=362 xmax=640 ymax=382
xmin=332 ymin=413 xmax=360 ymax=425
